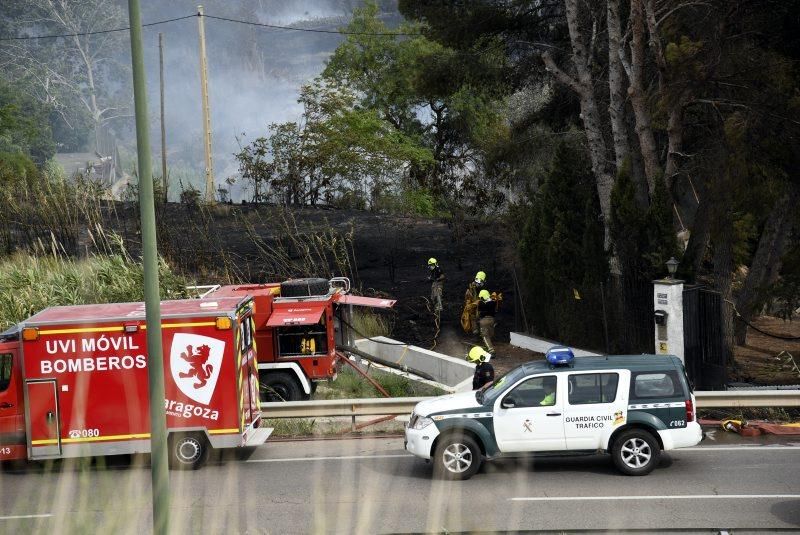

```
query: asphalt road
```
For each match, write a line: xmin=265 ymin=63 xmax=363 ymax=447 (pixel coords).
xmin=1 ymin=432 xmax=799 ymax=534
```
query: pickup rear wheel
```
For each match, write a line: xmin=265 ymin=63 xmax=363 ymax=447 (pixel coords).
xmin=260 ymin=372 xmax=302 ymax=402
xmin=169 ymin=433 xmax=208 ymax=470
xmin=433 ymin=433 xmax=482 ymax=480
xmin=612 ymin=429 xmax=660 ymax=476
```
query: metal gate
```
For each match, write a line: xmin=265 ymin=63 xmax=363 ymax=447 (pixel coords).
xmin=683 ymin=286 xmax=727 ymax=390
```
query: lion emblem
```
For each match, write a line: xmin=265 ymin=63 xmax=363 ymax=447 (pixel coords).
xmin=179 ymin=344 xmax=214 ymax=389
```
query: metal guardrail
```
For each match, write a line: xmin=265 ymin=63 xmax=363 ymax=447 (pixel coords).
xmin=262 ymin=397 xmax=425 ymax=419
xmin=261 ymin=390 xmax=800 ymax=419
xmin=695 ymin=390 xmax=800 ymax=408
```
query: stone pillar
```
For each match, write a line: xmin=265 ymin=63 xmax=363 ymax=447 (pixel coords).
xmin=653 ymin=278 xmax=685 ymax=363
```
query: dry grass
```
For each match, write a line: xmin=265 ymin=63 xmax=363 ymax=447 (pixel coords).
xmin=0 ymin=235 xmax=191 ymax=329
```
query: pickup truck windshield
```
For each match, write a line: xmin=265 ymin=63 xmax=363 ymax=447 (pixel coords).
xmin=477 ymin=365 xmax=526 ymax=405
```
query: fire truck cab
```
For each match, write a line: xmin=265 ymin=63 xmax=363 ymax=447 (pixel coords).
xmin=0 ymin=297 xmax=268 ymax=469
xmin=204 ymin=277 xmax=395 ymax=402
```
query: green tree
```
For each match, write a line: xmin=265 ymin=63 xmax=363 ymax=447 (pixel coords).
xmin=236 ymin=79 xmax=432 ymax=206
xmin=0 ymin=0 xmax=129 ymax=141
xmin=518 ymin=141 xmax=606 ymax=347
xmin=0 ymin=82 xmax=56 ymax=164
xmin=324 ymin=1 xmax=508 ymax=199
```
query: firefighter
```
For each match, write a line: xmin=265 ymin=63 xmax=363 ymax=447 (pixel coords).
xmin=477 ymin=289 xmax=497 ymax=353
xmin=467 ymin=346 xmax=495 ymax=390
xmin=461 ymin=271 xmax=486 ymax=334
xmin=427 ymin=258 xmax=445 ymax=313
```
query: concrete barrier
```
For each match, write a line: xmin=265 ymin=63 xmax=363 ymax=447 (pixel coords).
xmin=355 ymin=337 xmax=475 ymax=392
xmin=509 ymin=332 xmax=602 ymax=357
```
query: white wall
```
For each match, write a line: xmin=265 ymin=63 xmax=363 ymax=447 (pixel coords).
xmin=653 ymin=279 xmax=685 ymax=363
xmin=509 ymin=332 xmax=602 ymax=357
xmin=354 ymin=337 xmax=475 ymax=392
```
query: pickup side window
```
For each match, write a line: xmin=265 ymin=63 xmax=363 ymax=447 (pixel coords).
xmin=0 ymin=354 xmax=11 ymax=392
xmin=568 ymin=373 xmax=619 ymax=405
xmin=630 ymin=371 xmax=684 ymax=399
xmin=505 ymin=375 xmax=557 ymax=408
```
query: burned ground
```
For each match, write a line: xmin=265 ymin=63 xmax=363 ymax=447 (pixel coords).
xmin=104 ymin=202 xmax=533 ymax=362
xmin=102 ymin=203 xmax=798 ymax=383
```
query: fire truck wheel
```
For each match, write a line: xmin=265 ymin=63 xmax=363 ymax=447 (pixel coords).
xmin=169 ymin=433 xmax=209 ymax=470
xmin=280 ymin=278 xmax=330 ymax=297
xmin=260 ymin=372 xmax=303 ymax=402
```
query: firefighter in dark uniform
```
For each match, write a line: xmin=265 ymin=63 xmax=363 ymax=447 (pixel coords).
xmin=477 ymin=289 xmax=497 ymax=353
xmin=427 ymin=257 xmax=445 ymax=313
xmin=467 ymin=346 xmax=495 ymax=390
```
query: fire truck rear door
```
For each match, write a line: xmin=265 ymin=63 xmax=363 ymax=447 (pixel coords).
xmin=26 ymin=380 xmax=61 ymax=457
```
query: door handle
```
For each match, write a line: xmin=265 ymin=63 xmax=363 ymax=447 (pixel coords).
xmin=46 ymin=411 xmax=54 ymax=422
xmin=0 ymin=402 xmax=12 ymax=409
xmin=546 ymin=412 xmax=561 ymax=416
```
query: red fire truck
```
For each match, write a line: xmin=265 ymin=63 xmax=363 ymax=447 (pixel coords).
xmin=0 ymin=296 xmax=268 ymax=468
xmin=202 ymin=277 xmax=395 ymax=402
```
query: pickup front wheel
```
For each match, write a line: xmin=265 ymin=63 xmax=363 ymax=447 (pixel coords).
xmin=612 ymin=429 xmax=660 ymax=476
xmin=433 ymin=433 xmax=482 ymax=480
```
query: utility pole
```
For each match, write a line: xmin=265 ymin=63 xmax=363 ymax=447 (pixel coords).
xmin=197 ymin=5 xmax=215 ymax=203
xmin=127 ymin=1 xmax=170 ymax=533
xmin=159 ymin=32 xmax=168 ymax=203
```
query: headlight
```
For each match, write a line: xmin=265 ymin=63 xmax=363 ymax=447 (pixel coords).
xmin=411 ymin=415 xmax=433 ymax=430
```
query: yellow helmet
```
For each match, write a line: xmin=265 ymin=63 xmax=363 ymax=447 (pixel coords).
xmin=478 ymin=289 xmax=491 ymax=300
xmin=467 ymin=346 xmax=491 ymax=363
xmin=475 ymin=271 xmax=486 ymax=282
xmin=427 ymin=258 xmax=437 ymax=265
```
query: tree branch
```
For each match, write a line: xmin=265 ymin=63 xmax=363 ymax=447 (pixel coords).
xmin=541 ymin=51 xmax=582 ymax=94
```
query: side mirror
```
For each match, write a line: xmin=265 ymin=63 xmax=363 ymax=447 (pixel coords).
xmin=501 ymin=396 xmax=517 ymax=409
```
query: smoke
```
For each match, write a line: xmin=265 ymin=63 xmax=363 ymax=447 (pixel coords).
xmin=136 ymin=0 xmax=366 ymax=201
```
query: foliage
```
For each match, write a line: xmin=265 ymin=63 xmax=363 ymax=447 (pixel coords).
xmin=235 ymin=79 xmax=432 ymax=206
xmin=0 ymin=82 xmax=56 ymax=164
xmin=373 ymin=187 xmax=440 ymax=217
xmin=0 ymin=0 xmax=129 ymax=136
xmin=0 ymin=159 xmax=113 ymax=256
xmin=260 ymin=418 xmax=316 ymax=437
xmin=322 ymin=1 xmax=507 ymax=199
xmin=179 ymin=183 xmax=201 ymax=206
xmin=0 ymin=243 xmax=190 ymax=329
xmin=517 ymin=141 xmax=607 ymax=347
xmin=319 ymin=367 xmax=445 ymax=399
xmin=351 ymin=308 xmax=392 ymax=339
xmin=611 ymin=164 xmax=679 ymax=281
xmin=240 ymin=208 xmax=358 ymax=282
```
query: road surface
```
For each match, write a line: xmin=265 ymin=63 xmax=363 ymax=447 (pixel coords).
xmin=1 ymin=432 xmax=799 ymax=533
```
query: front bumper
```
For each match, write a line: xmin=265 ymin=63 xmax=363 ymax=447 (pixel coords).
xmin=404 ymin=421 xmax=439 ymax=460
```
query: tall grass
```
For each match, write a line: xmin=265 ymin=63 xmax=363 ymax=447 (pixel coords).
xmin=319 ymin=368 xmax=445 ymax=399
xmin=0 ymin=160 xmax=117 ymax=257
xmin=351 ymin=308 xmax=393 ymax=339
xmin=239 ymin=208 xmax=358 ymax=282
xmin=260 ymin=418 xmax=317 ymax=437
xmin=0 ymin=237 xmax=191 ymax=329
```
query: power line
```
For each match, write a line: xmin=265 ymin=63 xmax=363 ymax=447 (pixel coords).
xmin=202 ymin=14 xmax=422 ymax=37
xmin=0 ymin=11 xmax=505 ymax=66
xmin=0 ymin=14 xmax=196 ymax=42
xmin=0 ymin=12 xmax=422 ymax=42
